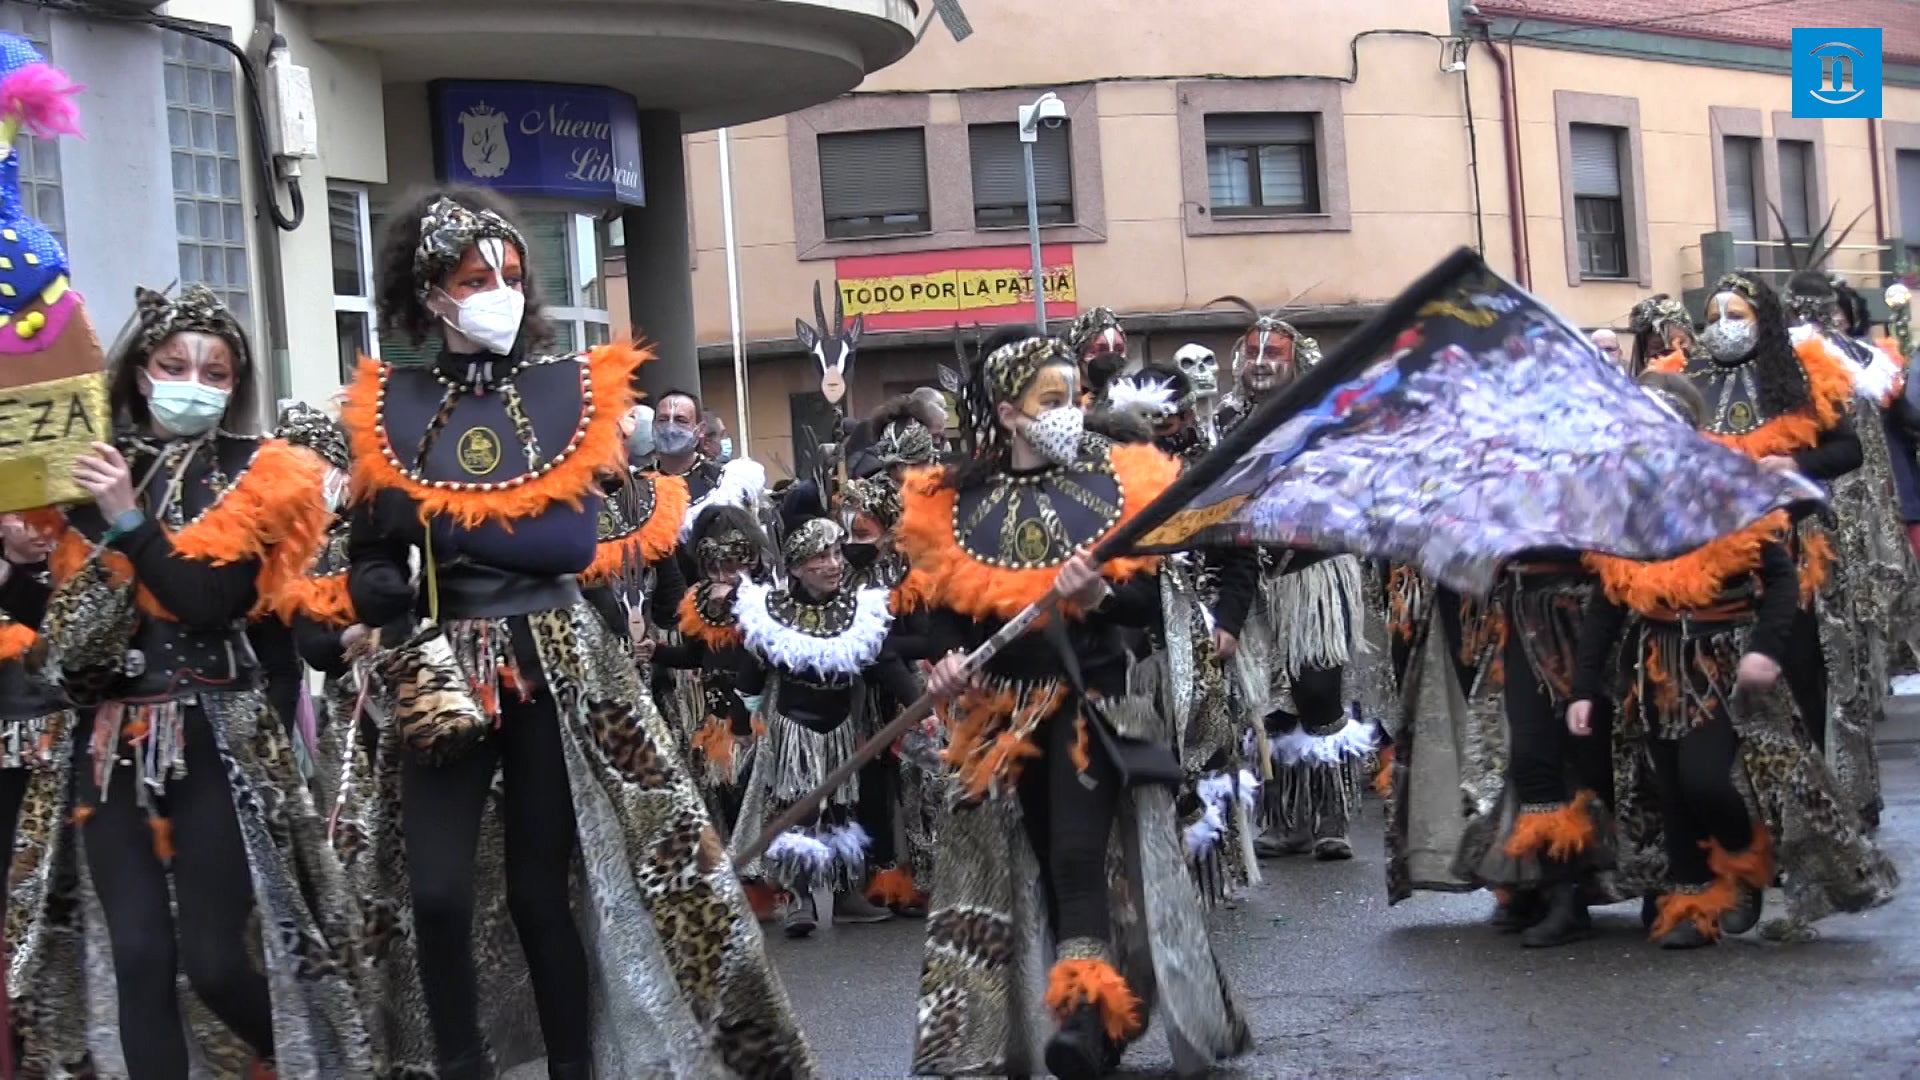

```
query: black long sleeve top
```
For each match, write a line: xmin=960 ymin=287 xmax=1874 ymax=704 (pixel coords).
xmin=1792 ymin=416 xmax=1863 ymax=483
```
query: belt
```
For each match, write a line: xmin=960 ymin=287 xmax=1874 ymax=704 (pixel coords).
xmin=429 ymin=563 xmax=583 ymax=620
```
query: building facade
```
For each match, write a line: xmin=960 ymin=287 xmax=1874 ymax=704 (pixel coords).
xmin=10 ymin=0 xmax=919 ymax=423
xmin=626 ymin=0 xmax=1920 ymax=474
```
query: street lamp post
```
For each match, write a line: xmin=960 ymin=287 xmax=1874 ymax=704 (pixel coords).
xmin=1018 ymin=91 xmax=1063 ymax=335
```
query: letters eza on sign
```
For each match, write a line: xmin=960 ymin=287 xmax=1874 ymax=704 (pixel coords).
xmin=1792 ymin=28 xmax=1883 ymax=119
xmin=833 ymin=245 xmax=1080 ymax=332
xmin=431 ymin=81 xmax=645 ymax=206
xmin=0 ymin=370 xmax=109 ymax=512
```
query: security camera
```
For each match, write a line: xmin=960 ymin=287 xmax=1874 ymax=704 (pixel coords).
xmin=1037 ymin=95 xmax=1067 ymax=129
xmin=1020 ymin=92 xmax=1069 ymax=139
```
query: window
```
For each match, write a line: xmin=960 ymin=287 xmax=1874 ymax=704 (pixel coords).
xmin=525 ymin=211 xmax=612 ymax=353
xmin=968 ymin=122 xmax=1073 ymax=228
xmin=1 ymin=9 xmax=61 ymax=245
xmin=165 ymin=31 xmax=250 ymax=321
xmin=1900 ymin=150 xmax=1920 ymax=245
xmin=329 ymin=185 xmax=377 ymax=383
xmin=1569 ymin=124 xmax=1627 ymax=279
xmin=1778 ymin=140 xmax=1815 ymax=241
xmin=1722 ymin=135 xmax=1760 ymax=243
xmin=1204 ymin=113 xmax=1320 ymax=217
xmin=818 ymin=128 xmax=930 ymax=239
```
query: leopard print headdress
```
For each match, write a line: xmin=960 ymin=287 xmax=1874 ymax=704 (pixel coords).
xmin=131 ymin=284 xmax=250 ymax=369
xmin=411 ymin=196 xmax=527 ymax=299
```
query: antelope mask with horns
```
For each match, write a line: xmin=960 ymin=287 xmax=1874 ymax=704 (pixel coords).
xmin=796 ymin=280 xmax=864 ymax=411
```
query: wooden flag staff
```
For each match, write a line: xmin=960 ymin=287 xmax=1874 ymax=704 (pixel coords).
xmin=736 ymin=249 xmax=1480 ymax=865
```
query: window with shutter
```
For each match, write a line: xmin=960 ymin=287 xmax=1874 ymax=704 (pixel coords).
xmin=819 ymin=128 xmax=931 ymax=239
xmin=1900 ymin=151 xmax=1920 ymax=246
xmin=1569 ymin=124 xmax=1628 ymax=279
xmin=1778 ymin=140 xmax=1814 ymax=241
xmin=1202 ymin=112 xmax=1319 ymax=216
xmin=968 ymin=122 xmax=1073 ymax=229
xmin=1723 ymin=136 xmax=1759 ymax=243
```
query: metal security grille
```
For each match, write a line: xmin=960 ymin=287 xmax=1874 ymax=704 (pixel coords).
xmin=819 ymin=128 xmax=931 ymax=239
xmin=1 ymin=8 xmax=62 ymax=246
xmin=165 ymin=31 xmax=250 ymax=320
xmin=1205 ymin=112 xmax=1319 ymax=216
xmin=968 ymin=121 xmax=1073 ymax=228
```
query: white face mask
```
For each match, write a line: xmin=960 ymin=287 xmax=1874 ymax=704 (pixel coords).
xmin=148 ymin=379 xmax=230 ymax=437
xmin=1020 ymin=406 xmax=1083 ymax=468
xmin=434 ymin=238 xmax=525 ymax=356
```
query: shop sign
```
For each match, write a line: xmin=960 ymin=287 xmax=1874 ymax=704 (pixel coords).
xmin=834 ymin=245 xmax=1078 ymax=332
xmin=431 ymin=80 xmax=644 ymax=206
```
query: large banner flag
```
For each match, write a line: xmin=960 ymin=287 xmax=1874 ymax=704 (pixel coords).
xmin=1109 ymin=249 xmax=1825 ymax=595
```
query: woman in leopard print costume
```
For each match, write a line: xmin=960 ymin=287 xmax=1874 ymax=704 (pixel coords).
xmin=336 ymin=186 xmax=813 ymax=1079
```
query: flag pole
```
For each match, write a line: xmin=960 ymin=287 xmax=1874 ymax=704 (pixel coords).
xmin=736 ymin=247 xmax=1483 ymax=866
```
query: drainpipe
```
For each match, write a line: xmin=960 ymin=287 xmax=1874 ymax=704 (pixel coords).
xmin=1474 ymin=30 xmax=1530 ymax=287
xmin=1868 ymin=118 xmax=1888 ymax=244
xmin=246 ymin=0 xmax=294 ymax=416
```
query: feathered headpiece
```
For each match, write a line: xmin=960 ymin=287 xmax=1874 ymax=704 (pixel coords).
xmin=1103 ymin=374 xmax=1179 ymax=426
xmin=412 ymin=196 xmax=527 ymax=298
xmin=1212 ymin=294 xmax=1321 ymax=381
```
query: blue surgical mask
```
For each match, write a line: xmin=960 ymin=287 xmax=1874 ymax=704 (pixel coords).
xmin=717 ymin=438 xmax=734 ymax=462
xmin=654 ymin=422 xmax=698 ymax=456
xmin=148 ymin=379 xmax=230 ymax=437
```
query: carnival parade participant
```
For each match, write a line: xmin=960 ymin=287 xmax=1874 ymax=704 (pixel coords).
xmin=730 ymin=515 xmax=909 ymax=936
xmin=1217 ymin=307 xmax=1376 ymax=862
xmin=586 ymin=406 xmax=689 ymax=656
xmin=906 ymin=332 xmax=1247 ymax=1079
xmin=27 ymin=284 xmax=372 ymax=1077
xmin=1569 ymin=372 xmax=1894 ymax=948
xmin=340 ymin=186 xmax=813 ymax=1078
xmin=1627 ymin=294 xmax=1696 ymax=378
xmin=1648 ymin=273 xmax=1861 ymax=755
xmin=1068 ymin=306 xmax=1128 ymax=407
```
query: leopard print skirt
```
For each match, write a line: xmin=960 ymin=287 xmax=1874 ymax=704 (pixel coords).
xmin=337 ymin=603 xmax=816 ymax=1079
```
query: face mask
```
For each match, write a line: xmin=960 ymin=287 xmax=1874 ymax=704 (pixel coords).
xmin=148 ymin=379 xmax=230 ymax=437
xmin=1087 ymin=353 xmax=1127 ymax=390
xmin=717 ymin=438 xmax=734 ymax=463
xmin=843 ymin=541 xmax=878 ymax=568
xmin=624 ymin=426 xmax=653 ymax=459
xmin=438 ymin=285 xmax=525 ymax=356
xmin=1701 ymin=319 xmax=1758 ymax=364
xmin=654 ymin=422 xmax=698 ymax=456
xmin=1020 ymin=406 xmax=1084 ymax=468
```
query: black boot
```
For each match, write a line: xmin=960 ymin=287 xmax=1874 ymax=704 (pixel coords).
xmin=1520 ymin=881 xmax=1592 ymax=948
xmin=1655 ymin=920 xmax=1714 ymax=950
xmin=1721 ymin=883 xmax=1764 ymax=936
xmin=438 ymin=1049 xmax=495 ymax=1080
xmin=1044 ymin=1004 xmax=1115 ymax=1080
xmin=1491 ymin=890 xmax=1545 ymax=933
xmin=548 ymin=1064 xmax=591 ymax=1080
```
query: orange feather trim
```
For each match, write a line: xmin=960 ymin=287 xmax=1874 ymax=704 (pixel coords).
xmin=283 ymin=572 xmax=355 ymax=629
xmin=691 ymin=715 xmax=736 ymax=774
xmin=39 ymin=440 xmax=330 ymax=624
xmin=1069 ymin=713 xmax=1091 ymax=772
xmin=342 ymin=342 xmax=647 ymax=528
xmin=1502 ymin=790 xmax=1596 ymax=861
xmin=1371 ymin=745 xmax=1395 ymax=798
xmin=0 ymin=619 xmax=35 ymax=664
xmin=895 ymin=442 xmax=1176 ymax=622
xmin=581 ymin=472 xmax=690 ymax=585
xmin=1700 ymin=336 xmax=1853 ymax=461
xmin=891 ymin=568 xmax=935 ymax=615
xmin=1045 ymin=957 xmax=1143 ymax=1042
xmin=866 ymin=866 xmax=918 ymax=907
xmin=1798 ymin=527 xmax=1833 ymax=608
xmin=1649 ymin=879 xmax=1735 ymax=942
xmin=148 ymin=816 xmax=175 ymax=863
xmin=1646 ymin=350 xmax=1687 ymax=375
xmin=677 ymin=590 xmax=742 ymax=649
xmin=1585 ymin=511 xmax=1788 ymax=616
xmin=1706 ymin=825 xmax=1773 ymax=891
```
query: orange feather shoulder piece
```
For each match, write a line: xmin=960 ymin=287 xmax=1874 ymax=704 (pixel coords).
xmin=582 ymin=471 xmax=690 ymax=585
xmin=1584 ymin=511 xmax=1788 ymax=616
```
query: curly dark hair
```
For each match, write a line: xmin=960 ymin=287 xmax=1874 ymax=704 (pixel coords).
xmin=372 ymin=185 xmax=554 ymax=352
xmin=1711 ymin=275 xmax=1805 ymax=419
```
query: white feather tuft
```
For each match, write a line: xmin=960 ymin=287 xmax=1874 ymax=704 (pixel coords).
xmin=1271 ymin=713 xmax=1379 ymax=766
xmin=825 ymin=823 xmax=871 ymax=867
xmin=733 ymin=581 xmax=893 ymax=681
xmin=680 ymin=457 xmax=769 ymax=538
xmin=766 ymin=830 xmax=834 ymax=874
xmin=1104 ymin=376 xmax=1178 ymax=419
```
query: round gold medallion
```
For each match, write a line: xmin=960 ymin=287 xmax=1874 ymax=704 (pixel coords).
xmin=1012 ymin=518 xmax=1050 ymax=564
xmin=1726 ymin=400 xmax=1754 ymax=432
xmin=800 ymin=607 xmax=823 ymax=632
xmin=456 ymin=426 xmax=503 ymax=476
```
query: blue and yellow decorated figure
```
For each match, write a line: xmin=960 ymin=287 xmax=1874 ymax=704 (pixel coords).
xmin=0 ymin=35 xmax=102 ymax=513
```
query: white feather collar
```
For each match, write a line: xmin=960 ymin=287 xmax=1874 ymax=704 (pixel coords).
xmin=734 ymin=578 xmax=893 ymax=680
xmin=680 ymin=456 xmax=768 ymax=539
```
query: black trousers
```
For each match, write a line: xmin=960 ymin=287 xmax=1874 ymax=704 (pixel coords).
xmin=1018 ymin=707 xmax=1121 ymax=952
xmin=1783 ymin=606 xmax=1828 ymax=753
xmin=856 ymin=753 xmax=899 ymax=870
xmin=1506 ymin=629 xmax=1615 ymax=811
xmin=1646 ymin=718 xmax=1753 ymax=886
xmin=76 ymin=706 xmax=273 ymax=1079
xmin=401 ymin=686 xmax=590 ymax=1067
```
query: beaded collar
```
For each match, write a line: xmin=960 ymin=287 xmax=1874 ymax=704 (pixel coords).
xmin=949 ymin=453 xmax=1125 ymax=571
xmin=368 ymin=354 xmax=596 ymax=495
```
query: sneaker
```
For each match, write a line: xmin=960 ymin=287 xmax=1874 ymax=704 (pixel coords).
xmin=833 ymin=890 xmax=895 ymax=924
xmin=1312 ymin=836 xmax=1354 ymax=861
xmin=782 ymin=894 xmax=819 ymax=939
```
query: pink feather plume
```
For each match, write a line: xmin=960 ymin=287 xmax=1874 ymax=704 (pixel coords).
xmin=0 ymin=63 xmax=83 ymax=140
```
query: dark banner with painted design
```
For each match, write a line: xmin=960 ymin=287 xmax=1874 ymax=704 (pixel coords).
xmin=1114 ymin=250 xmax=1825 ymax=595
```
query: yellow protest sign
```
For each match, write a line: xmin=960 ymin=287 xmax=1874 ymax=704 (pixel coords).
xmin=0 ymin=369 xmax=111 ymax=511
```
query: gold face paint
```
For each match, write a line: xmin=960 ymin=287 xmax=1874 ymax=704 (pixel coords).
xmin=1017 ymin=363 xmax=1079 ymax=417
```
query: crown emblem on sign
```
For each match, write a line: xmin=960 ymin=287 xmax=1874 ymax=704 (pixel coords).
xmin=464 ymin=100 xmax=500 ymax=118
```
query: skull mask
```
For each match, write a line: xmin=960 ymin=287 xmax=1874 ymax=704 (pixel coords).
xmin=1173 ymin=343 xmax=1218 ymax=401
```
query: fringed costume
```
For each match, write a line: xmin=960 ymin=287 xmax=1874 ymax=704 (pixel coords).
xmin=1577 ymin=513 xmax=1897 ymax=946
xmin=729 ymin=517 xmax=908 ymax=933
xmin=336 ymin=194 xmax=812 ymax=1079
xmin=903 ymin=336 xmax=1246 ymax=1079
xmin=28 ymin=419 xmax=374 ymax=1078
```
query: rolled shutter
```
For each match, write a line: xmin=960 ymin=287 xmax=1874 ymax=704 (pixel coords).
xmin=1778 ymin=141 xmax=1813 ymax=239
xmin=1204 ymin=113 xmax=1314 ymax=145
xmin=1724 ymin=136 xmax=1758 ymax=242
xmin=1569 ymin=124 xmax=1622 ymax=198
xmin=969 ymin=122 xmax=1071 ymax=210
xmin=819 ymin=128 xmax=929 ymax=219
xmin=1900 ymin=150 xmax=1920 ymax=244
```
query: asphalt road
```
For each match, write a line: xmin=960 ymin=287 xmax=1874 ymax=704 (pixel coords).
xmin=767 ymin=744 xmax=1920 ymax=1079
